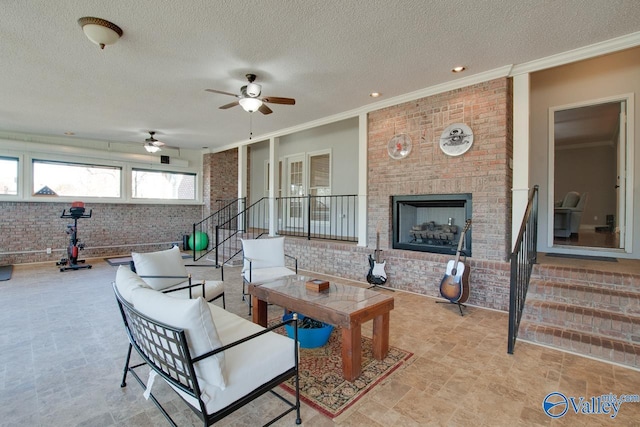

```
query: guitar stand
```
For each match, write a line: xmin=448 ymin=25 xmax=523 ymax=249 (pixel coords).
xmin=435 ymin=300 xmax=466 ymax=316
xmin=368 ymin=283 xmax=395 ymax=292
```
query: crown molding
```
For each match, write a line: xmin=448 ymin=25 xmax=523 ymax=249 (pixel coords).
xmin=510 ymin=31 xmax=640 ymax=76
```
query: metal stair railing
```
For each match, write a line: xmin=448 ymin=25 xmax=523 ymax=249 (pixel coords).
xmin=204 ymin=194 xmax=359 ymax=268
xmin=190 ymin=198 xmax=245 ymax=262
xmin=508 ymin=185 xmax=539 ymax=354
xmin=275 ymin=194 xmax=358 ymax=242
xmin=213 ymin=197 xmax=270 ymax=268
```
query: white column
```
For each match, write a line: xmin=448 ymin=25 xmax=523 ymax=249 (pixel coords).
xmin=512 ymin=73 xmax=530 ymax=249
xmin=268 ymin=137 xmax=280 ymax=236
xmin=238 ymin=145 xmax=247 ymax=231
xmin=358 ymin=113 xmax=368 ymax=247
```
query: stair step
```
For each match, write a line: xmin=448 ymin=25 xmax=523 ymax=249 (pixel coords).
xmin=523 ymin=300 xmax=640 ymax=342
xmin=527 ymin=278 xmax=640 ymax=315
xmin=532 ymin=263 xmax=640 ymax=291
xmin=519 ymin=321 xmax=640 ymax=368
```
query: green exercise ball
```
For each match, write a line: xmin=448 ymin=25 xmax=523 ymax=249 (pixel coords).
xmin=188 ymin=231 xmax=208 ymax=251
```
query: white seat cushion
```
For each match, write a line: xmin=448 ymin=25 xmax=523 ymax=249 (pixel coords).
xmin=163 ymin=280 xmax=225 ymax=301
xmin=131 ymin=288 xmax=227 ymax=402
xmin=170 ymin=303 xmax=296 ymax=415
xmin=242 ymin=266 xmax=296 ymax=284
xmin=114 ymin=265 xmax=149 ymax=303
xmin=131 ymin=246 xmax=189 ymax=291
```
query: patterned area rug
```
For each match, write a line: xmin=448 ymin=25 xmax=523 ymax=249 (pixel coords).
xmin=273 ymin=323 xmax=413 ymax=419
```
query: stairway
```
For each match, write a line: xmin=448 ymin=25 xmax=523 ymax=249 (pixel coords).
xmin=518 ymin=262 xmax=640 ymax=370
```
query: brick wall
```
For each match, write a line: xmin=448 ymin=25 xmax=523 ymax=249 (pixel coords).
xmin=0 ymin=202 xmax=201 ymax=265
xmin=203 ymin=148 xmax=239 ymax=215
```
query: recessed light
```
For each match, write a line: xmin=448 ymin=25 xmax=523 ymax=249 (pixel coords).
xmin=64 ymin=131 xmax=75 ymax=136
xmin=451 ymin=66 xmax=466 ymax=73
xmin=370 ymin=92 xmax=381 ymax=98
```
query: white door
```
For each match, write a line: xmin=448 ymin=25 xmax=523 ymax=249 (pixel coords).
xmin=616 ymin=102 xmax=627 ymax=248
xmin=285 ymin=154 xmax=305 ymax=229
xmin=550 ymin=96 xmax=632 ymax=253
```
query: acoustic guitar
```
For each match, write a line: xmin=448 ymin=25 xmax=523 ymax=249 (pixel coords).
xmin=367 ymin=231 xmax=387 ymax=286
xmin=439 ymin=219 xmax=472 ymax=303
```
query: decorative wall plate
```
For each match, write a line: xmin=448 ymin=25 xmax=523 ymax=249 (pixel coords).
xmin=387 ymin=133 xmax=412 ymax=159
xmin=439 ymin=123 xmax=473 ymax=156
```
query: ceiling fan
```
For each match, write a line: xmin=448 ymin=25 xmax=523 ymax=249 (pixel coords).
xmin=205 ymin=74 xmax=295 ymax=114
xmin=144 ymin=131 xmax=165 ymax=153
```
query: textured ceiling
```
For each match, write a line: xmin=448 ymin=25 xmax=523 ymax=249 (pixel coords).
xmin=1 ymin=0 xmax=640 ymax=151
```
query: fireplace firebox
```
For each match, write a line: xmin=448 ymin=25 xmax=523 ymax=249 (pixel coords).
xmin=392 ymin=194 xmax=472 ymax=256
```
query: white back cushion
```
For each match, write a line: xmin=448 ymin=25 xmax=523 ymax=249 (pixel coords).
xmin=241 ymin=237 xmax=285 ymax=272
xmin=131 ymin=288 xmax=227 ymax=399
xmin=114 ymin=265 xmax=149 ymax=303
xmin=131 ymin=246 xmax=188 ymax=291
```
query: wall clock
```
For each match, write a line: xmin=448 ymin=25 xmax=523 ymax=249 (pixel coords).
xmin=387 ymin=134 xmax=412 ymax=159
xmin=439 ymin=123 xmax=473 ymax=156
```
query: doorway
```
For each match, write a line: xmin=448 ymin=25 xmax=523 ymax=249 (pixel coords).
xmin=549 ymin=96 xmax=632 ymax=253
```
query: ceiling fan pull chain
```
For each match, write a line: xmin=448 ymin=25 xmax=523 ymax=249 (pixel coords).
xmin=249 ymin=114 xmax=253 ymax=140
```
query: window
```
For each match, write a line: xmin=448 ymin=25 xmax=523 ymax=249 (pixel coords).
xmin=309 ymin=153 xmax=330 ymax=196
xmin=132 ymin=169 xmax=196 ymax=200
xmin=32 ymin=160 xmax=121 ymax=197
xmin=309 ymin=153 xmax=331 ymax=221
xmin=0 ymin=157 xmax=18 ymax=195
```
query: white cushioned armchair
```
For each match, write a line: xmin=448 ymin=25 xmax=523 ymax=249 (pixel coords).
xmin=241 ymin=237 xmax=297 ymax=314
xmin=130 ymin=246 xmax=225 ymax=307
xmin=113 ymin=266 xmax=301 ymax=426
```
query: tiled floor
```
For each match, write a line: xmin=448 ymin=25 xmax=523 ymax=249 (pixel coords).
xmin=1 ymin=258 xmax=639 ymax=426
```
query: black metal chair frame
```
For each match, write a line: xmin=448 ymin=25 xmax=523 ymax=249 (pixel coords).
xmin=130 ymin=260 xmax=225 ymax=307
xmin=242 ymin=254 xmax=297 ymax=315
xmin=114 ymin=284 xmax=301 ymax=427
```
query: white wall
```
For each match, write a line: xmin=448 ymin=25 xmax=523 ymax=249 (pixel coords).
xmin=248 ymin=118 xmax=359 ymax=202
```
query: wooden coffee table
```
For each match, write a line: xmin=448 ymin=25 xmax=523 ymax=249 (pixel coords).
xmin=248 ymin=275 xmax=394 ymax=381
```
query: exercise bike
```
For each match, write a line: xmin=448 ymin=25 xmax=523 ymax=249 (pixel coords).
xmin=56 ymin=201 xmax=92 ymax=272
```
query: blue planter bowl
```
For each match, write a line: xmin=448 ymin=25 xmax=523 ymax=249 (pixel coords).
xmin=282 ymin=313 xmax=333 ymax=348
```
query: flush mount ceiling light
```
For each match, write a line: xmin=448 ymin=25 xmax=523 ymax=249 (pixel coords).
xmin=78 ymin=17 xmax=123 ymax=49
xmin=451 ymin=66 xmax=466 ymax=73
xmin=238 ymin=97 xmax=263 ymax=113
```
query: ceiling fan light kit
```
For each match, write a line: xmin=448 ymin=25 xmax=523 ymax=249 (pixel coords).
xmin=78 ymin=17 xmax=123 ymax=49
xmin=144 ymin=143 xmax=161 ymax=153
xmin=238 ymin=97 xmax=263 ymax=113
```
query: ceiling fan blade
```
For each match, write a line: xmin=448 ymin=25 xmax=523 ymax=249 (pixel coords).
xmin=219 ymin=101 xmax=240 ymax=109
xmin=259 ymin=104 xmax=273 ymax=115
xmin=205 ymin=89 xmax=239 ymax=97
xmin=153 ymin=140 xmax=166 ymax=147
xmin=262 ymin=96 xmax=295 ymax=105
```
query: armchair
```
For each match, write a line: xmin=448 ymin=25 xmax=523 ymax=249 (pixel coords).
xmin=554 ymin=191 xmax=589 ymax=238
xmin=241 ymin=237 xmax=297 ymax=314
xmin=130 ymin=246 xmax=225 ymax=307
